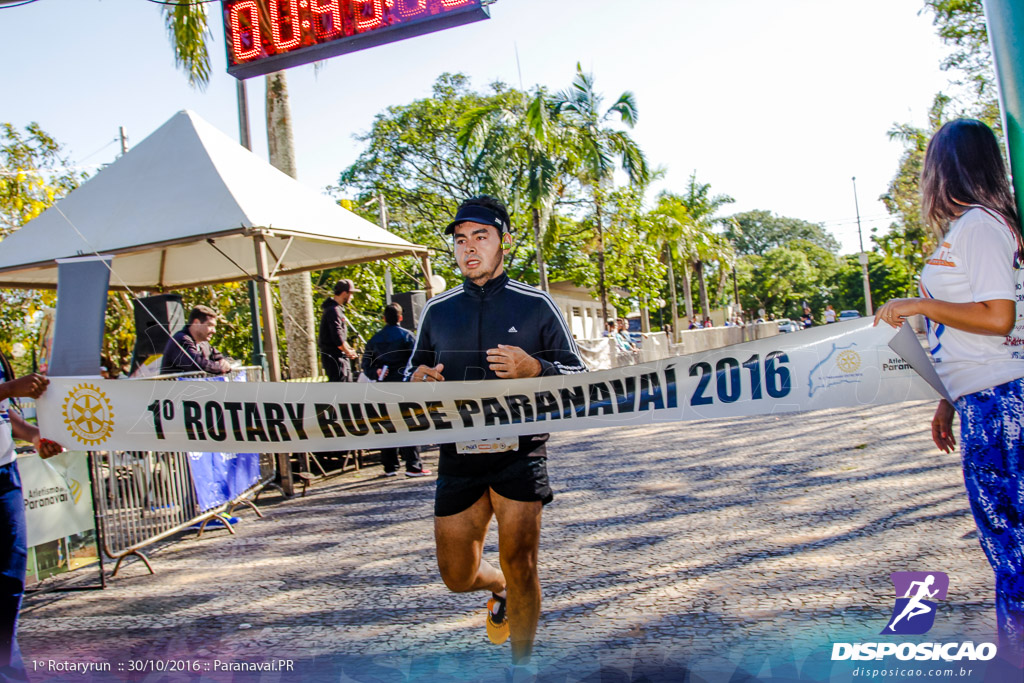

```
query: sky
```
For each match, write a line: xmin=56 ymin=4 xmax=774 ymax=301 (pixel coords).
xmin=2 ymin=0 xmax=955 ymax=255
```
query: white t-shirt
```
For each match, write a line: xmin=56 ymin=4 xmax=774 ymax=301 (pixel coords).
xmin=920 ymin=207 xmax=1024 ymax=400
xmin=0 ymin=363 xmax=14 ymax=467
xmin=824 ymin=308 xmax=836 ymax=323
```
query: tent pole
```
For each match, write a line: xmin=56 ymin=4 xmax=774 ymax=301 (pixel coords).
xmin=254 ymin=234 xmax=293 ymax=497
xmin=247 ymin=280 xmax=266 ymax=370
xmin=253 ymin=235 xmax=281 ymax=380
xmin=420 ymin=254 xmax=435 ymax=300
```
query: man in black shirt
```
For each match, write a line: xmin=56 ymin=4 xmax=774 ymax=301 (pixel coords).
xmin=160 ymin=305 xmax=231 ymax=375
xmin=318 ymin=279 xmax=359 ymax=382
xmin=406 ymin=196 xmax=585 ymax=675
xmin=362 ymin=303 xmax=428 ymax=477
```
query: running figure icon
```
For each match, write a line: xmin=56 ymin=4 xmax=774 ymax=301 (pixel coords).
xmin=886 ymin=575 xmax=938 ymax=632
xmin=882 ymin=571 xmax=949 ymax=635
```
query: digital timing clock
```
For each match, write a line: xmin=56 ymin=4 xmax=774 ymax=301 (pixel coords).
xmin=222 ymin=0 xmax=491 ymax=79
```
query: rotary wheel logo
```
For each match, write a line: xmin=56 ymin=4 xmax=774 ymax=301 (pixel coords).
xmin=62 ymin=383 xmax=115 ymax=446
xmin=836 ymin=350 xmax=862 ymax=373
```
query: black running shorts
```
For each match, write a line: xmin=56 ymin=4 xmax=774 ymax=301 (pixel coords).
xmin=433 ymin=444 xmax=553 ymax=517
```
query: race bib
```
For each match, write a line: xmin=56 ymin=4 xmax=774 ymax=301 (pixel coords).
xmin=455 ymin=438 xmax=518 ymax=454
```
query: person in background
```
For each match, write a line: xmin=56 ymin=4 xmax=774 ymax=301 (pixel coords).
xmin=0 ymin=351 xmax=63 ymax=682
xmin=361 ymin=303 xmax=430 ymax=478
xmin=800 ymin=306 xmax=813 ymax=328
xmin=874 ymin=118 xmax=1024 ymax=665
xmin=615 ymin=318 xmax=633 ymax=347
xmin=160 ymin=305 xmax=231 ymax=375
xmin=824 ymin=303 xmax=837 ymax=324
xmin=318 ymin=279 xmax=360 ymax=382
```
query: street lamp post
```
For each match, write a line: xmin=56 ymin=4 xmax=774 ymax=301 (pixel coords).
xmin=852 ymin=176 xmax=873 ymax=316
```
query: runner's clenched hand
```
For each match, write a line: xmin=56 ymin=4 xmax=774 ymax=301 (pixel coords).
xmin=487 ymin=345 xmax=541 ymax=379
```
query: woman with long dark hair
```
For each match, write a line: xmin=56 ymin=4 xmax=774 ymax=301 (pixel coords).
xmin=875 ymin=118 xmax=1024 ymax=660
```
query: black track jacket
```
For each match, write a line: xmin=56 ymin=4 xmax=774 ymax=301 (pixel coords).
xmin=404 ymin=273 xmax=587 ymax=468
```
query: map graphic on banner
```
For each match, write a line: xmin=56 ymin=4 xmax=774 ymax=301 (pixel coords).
xmin=37 ymin=320 xmax=939 ymax=454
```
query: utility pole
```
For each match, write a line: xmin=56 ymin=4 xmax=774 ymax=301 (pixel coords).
xmin=118 ymin=127 xmax=128 ymax=156
xmin=378 ymin=195 xmax=393 ymax=304
xmin=852 ymin=176 xmax=873 ymax=315
xmin=236 ymin=79 xmax=267 ymax=374
xmin=362 ymin=195 xmax=394 ymax=303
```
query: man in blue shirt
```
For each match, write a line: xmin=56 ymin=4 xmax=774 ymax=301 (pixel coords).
xmin=362 ymin=303 xmax=428 ymax=477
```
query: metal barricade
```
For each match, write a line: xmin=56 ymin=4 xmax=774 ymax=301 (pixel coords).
xmin=91 ymin=366 xmax=274 ymax=576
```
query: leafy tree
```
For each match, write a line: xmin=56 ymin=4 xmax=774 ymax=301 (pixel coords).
xmin=0 ymin=123 xmax=85 ymax=373
xmin=459 ymin=87 xmax=574 ymax=291
xmin=923 ymin=0 xmax=999 ymax=120
xmin=735 ymin=247 xmax=816 ymax=318
xmin=552 ymin=63 xmax=649 ymax=323
xmin=603 ymin=185 xmax=668 ymax=317
xmin=877 ymin=0 xmax=1001 ymax=298
xmin=337 ymin=75 xmax=539 ymax=289
xmin=1 ymin=123 xmax=84 ymax=237
xmin=724 ymin=209 xmax=839 ymax=255
xmin=830 ymin=253 xmax=917 ymax=314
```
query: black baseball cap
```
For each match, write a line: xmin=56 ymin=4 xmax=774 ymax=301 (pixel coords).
xmin=333 ymin=279 xmax=360 ymax=294
xmin=444 ymin=203 xmax=509 ymax=235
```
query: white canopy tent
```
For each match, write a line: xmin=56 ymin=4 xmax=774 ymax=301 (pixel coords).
xmin=0 ymin=110 xmax=435 ymax=378
xmin=0 ymin=109 xmax=430 ymax=289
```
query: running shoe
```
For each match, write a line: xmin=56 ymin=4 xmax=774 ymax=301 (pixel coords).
xmin=505 ymin=664 xmax=538 ymax=683
xmin=486 ymin=592 xmax=510 ymax=645
xmin=383 ymin=471 xmax=398 ymax=477
xmin=405 ymin=468 xmax=432 ymax=477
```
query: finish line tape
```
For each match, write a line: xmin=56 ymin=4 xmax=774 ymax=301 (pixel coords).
xmin=37 ymin=320 xmax=936 ymax=454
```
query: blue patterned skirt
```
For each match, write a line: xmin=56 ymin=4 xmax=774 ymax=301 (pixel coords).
xmin=955 ymin=377 xmax=1024 ymax=652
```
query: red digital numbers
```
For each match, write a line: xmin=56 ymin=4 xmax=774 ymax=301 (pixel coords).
xmin=311 ymin=0 xmax=344 ymax=39
xmin=228 ymin=1 xmax=262 ymax=62
xmin=224 ymin=0 xmax=485 ymax=69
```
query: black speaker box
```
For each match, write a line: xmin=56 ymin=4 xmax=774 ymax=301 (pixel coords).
xmin=391 ymin=290 xmax=426 ymax=332
xmin=132 ymin=294 xmax=185 ymax=362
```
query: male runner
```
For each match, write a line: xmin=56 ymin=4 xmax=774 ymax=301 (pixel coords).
xmin=406 ymin=196 xmax=586 ymax=675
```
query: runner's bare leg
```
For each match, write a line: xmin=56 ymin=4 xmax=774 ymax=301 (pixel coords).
xmin=435 ymin=492 xmax=506 ymax=594
xmin=492 ymin=492 xmax=543 ymax=665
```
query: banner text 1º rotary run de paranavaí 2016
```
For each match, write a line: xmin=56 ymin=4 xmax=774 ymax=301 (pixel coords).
xmin=36 ymin=319 xmax=938 ymax=454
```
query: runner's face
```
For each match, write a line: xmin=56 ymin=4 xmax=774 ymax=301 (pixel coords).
xmin=453 ymin=222 xmax=505 ymax=285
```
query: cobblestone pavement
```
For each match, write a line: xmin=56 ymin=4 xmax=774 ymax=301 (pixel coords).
xmin=19 ymin=400 xmax=1010 ymax=682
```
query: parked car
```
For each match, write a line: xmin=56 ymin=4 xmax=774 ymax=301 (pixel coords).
xmin=839 ymin=310 xmax=861 ymax=321
xmin=777 ymin=318 xmax=800 ymax=333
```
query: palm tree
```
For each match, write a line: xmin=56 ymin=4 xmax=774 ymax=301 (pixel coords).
xmin=552 ymin=63 xmax=649 ymax=323
xmin=458 ymin=88 xmax=565 ymax=290
xmin=162 ymin=3 xmax=317 ymax=379
xmin=662 ymin=174 xmax=734 ymax=322
xmin=650 ymin=196 xmax=694 ymax=336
